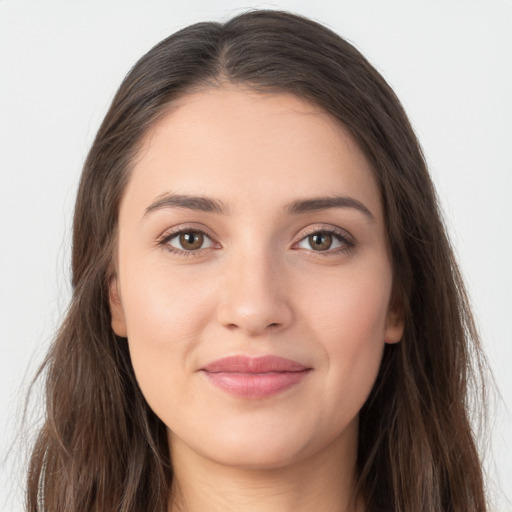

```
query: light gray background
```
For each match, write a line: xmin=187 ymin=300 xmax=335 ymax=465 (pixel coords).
xmin=1 ymin=1 xmax=511 ymax=510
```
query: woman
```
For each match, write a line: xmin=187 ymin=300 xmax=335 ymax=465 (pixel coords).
xmin=27 ymin=10 xmax=489 ymax=512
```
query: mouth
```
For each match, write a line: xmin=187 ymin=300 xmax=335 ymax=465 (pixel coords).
xmin=200 ymin=355 xmax=312 ymax=399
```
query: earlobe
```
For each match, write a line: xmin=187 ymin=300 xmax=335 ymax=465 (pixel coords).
xmin=385 ymin=306 xmax=405 ymax=344
xmin=109 ymin=277 xmax=127 ymax=337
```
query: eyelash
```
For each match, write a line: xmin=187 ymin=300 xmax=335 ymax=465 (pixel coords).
xmin=157 ymin=226 xmax=218 ymax=257
xmin=292 ymin=226 xmax=355 ymax=256
xmin=156 ymin=225 xmax=355 ymax=257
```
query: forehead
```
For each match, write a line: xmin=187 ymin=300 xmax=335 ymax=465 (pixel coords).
xmin=123 ymin=87 xmax=382 ymax=219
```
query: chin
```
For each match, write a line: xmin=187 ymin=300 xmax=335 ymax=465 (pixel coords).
xmin=172 ymin=414 xmax=357 ymax=472
xmin=206 ymin=440 xmax=307 ymax=471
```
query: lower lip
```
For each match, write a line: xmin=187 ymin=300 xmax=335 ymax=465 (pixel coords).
xmin=202 ymin=370 xmax=311 ymax=399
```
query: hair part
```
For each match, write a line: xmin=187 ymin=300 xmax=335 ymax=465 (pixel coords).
xmin=27 ymin=10 xmax=488 ymax=512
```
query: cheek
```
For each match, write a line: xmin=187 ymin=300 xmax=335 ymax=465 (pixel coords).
xmin=121 ymin=257 xmax=217 ymax=339
xmin=307 ymin=259 xmax=392 ymax=339
xmin=119 ymin=263 xmax=216 ymax=410
xmin=304 ymin=265 xmax=391 ymax=406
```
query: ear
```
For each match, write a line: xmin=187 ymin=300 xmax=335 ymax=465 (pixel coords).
xmin=109 ymin=276 xmax=127 ymax=337
xmin=384 ymin=302 xmax=404 ymax=344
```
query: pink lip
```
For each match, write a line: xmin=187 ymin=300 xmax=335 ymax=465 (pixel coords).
xmin=201 ymin=355 xmax=312 ymax=399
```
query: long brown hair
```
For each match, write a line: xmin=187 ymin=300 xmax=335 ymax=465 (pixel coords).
xmin=27 ymin=10 xmax=489 ymax=511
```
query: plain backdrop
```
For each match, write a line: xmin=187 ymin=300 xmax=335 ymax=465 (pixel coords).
xmin=1 ymin=1 xmax=511 ymax=510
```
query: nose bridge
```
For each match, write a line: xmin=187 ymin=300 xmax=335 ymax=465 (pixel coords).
xmin=217 ymin=239 xmax=292 ymax=335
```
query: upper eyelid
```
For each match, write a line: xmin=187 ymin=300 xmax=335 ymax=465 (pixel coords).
xmin=294 ymin=224 xmax=353 ymax=241
xmin=157 ymin=224 xmax=219 ymax=243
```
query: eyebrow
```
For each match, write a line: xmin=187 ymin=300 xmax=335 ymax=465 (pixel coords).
xmin=143 ymin=193 xmax=374 ymax=221
xmin=286 ymin=196 xmax=375 ymax=221
xmin=144 ymin=193 xmax=228 ymax=217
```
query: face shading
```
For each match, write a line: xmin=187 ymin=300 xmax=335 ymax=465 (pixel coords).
xmin=110 ymin=87 xmax=403 ymax=471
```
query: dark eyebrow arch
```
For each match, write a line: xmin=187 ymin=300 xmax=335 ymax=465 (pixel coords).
xmin=144 ymin=193 xmax=228 ymax=217
xmin=286 ymin=196 xmax=375 ymax=221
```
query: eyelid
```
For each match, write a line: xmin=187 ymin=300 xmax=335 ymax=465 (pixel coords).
xmin=291 ymin=224 xmax=355 ymax=253
xmin=156 ymin=224 xmax=221 ymax=254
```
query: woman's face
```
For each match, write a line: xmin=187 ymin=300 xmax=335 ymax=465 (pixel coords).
xmin=110 ymin=87 xmax=403 ymax=470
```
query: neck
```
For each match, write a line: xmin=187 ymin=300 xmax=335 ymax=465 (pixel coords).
xmin=168 ymin=424 xmax=363 ymax=512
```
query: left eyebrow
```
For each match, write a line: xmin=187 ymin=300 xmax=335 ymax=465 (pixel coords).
xmin=285 ymin=196 xmax=375 ymax=221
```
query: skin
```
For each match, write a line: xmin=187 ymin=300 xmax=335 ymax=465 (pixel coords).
xmin=110 ymin=87 xmax=404 ymax=512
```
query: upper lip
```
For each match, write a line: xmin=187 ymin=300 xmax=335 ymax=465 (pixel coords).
xmin=201 ymin=355 xmax=310 ymax=373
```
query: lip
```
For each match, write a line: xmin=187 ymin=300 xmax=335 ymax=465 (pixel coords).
xmin=200 ymin=355 xmax=312 ymax=399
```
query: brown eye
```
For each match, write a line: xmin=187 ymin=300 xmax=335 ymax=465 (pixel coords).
xmin=296 ymin=229 xmax=347 ymax=253
xmin=165 ymin=230 xmax=214 ymax=252
xmin=308 ymin=233 xmax=332 ymax=251
xmin=179 ymin=231 xmax=204 ymax=250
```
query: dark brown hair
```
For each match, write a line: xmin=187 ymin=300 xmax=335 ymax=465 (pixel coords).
xmin=27 ymin=10 xmax=488 ymax=511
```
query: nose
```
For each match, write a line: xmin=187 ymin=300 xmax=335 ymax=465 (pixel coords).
xmin=216 ymin=249 xmax=293 ymax=336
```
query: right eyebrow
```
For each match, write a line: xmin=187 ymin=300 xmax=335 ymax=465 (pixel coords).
xmin=143 ymin=193 xmax=228 ymax=218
